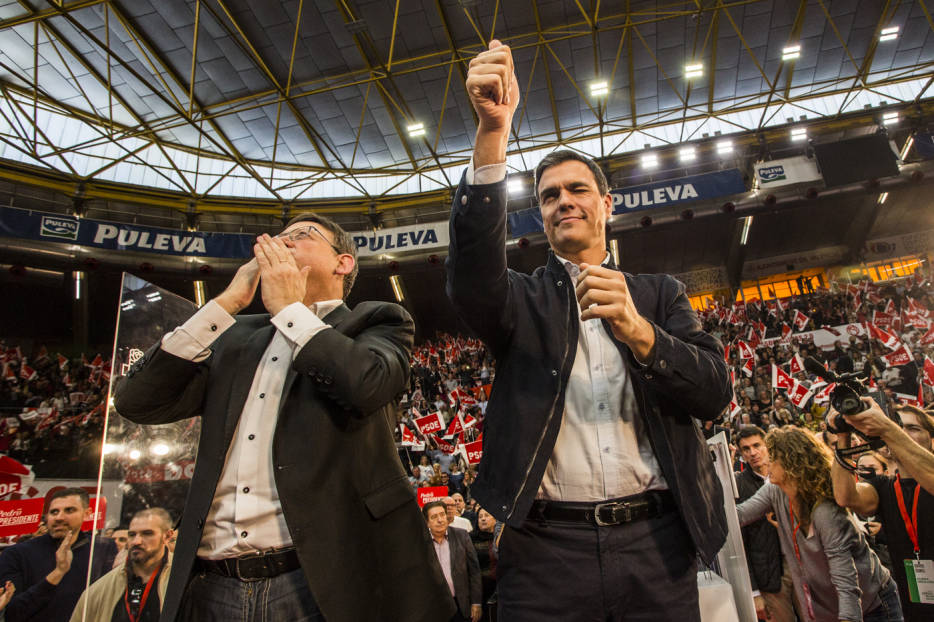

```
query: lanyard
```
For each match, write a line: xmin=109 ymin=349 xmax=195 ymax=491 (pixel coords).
xmin=788 ymin=498 xmax=803 ymax=562
xmin=894 ymin=474 xmax=921 ymax=558
xmin=124 ymin=555 xmax=164 ymax=622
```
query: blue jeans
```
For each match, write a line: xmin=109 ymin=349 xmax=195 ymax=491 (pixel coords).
xmin=864 ymin=577 xmax=904 ymax=622
xmin=180 ymin=567 xmax=325 ymax=622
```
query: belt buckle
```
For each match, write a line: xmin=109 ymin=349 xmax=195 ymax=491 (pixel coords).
xmin=594 ymin=501 xmax=631 ymax=526
xmin=234 ymin=551 xmax=265 ymax=579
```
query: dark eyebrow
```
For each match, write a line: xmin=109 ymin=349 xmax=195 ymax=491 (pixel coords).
xmin=539 ymin=181 xmax=590 ymax=200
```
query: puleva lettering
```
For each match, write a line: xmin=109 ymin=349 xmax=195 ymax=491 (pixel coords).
xmin=354 ymin=228 xmax=440 ymax=251
xmin=92 ymin=224 xmax=207 ymax=254
xmin=615 ymin=184 xmax=699 ymax=209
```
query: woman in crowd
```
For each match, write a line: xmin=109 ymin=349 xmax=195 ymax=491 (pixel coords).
xmin=737 ymin=426 xmax=903 ymax=622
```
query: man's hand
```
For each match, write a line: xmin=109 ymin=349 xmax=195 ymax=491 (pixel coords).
xmin=466 ymin=39 xmax=520 ymax=167
xmin=576 ymin=263 xmax=656 ymax=362
xmin=214 ymin=258 xmax=260 ymax=315
xmin=841 ymin=397 xmax=899 ymax=440
xmin=46 ymin=528 xmax=78 ymax=585
xmin=470 ymin=604 xmax=482 ymax=622
xmin=754 ymin=594 xmax=770 ymax=620
xmin=254 ymin=234 xmax=311 ymax=316
xmin=0 ymin=580 xmax=14 ymax=611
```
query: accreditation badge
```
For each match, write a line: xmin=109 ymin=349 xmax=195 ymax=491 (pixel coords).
xmin=903 ymin=558 xmax=934 ymax=604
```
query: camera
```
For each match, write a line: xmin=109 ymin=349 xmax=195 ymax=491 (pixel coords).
xmin=803 ymin=357 xmax=886 ymax=435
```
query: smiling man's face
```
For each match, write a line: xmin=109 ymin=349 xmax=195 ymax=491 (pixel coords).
xmin=537 ymin=159 xmax=612 ymax=259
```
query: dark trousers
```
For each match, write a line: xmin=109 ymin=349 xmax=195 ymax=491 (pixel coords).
xmin=179 ymin=567 xmax=325 ymax=622
xmin=496 ymin=507 xmax=699 ymax=622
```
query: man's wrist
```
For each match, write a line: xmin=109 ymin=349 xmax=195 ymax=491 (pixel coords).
xmin=45 ymin=569 xmax=64 ymax=585
xmin=213 ymin=292 xmax=243 ymax=316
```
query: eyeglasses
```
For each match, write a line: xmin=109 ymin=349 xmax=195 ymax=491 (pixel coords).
xmin=276 ymin=224 xmax=341 ymax=254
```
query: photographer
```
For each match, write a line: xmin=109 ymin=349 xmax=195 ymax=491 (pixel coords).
xmin=830 ymin=400 xmax=934 ymax=621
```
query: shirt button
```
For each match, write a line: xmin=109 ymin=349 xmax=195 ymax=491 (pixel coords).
xmin=551 ymin=369 xmax=558 ymax=376
xmin=240 ymin=531 xmax=248 ymax=538
xmin=659 ymin=360 xmax=667 ymax=369
xmin=482 ymin=195 xmax=491 ymax=204
xmin=210 ymin=324 xmax=217 ymax=332
xmin=460 ymin=195 xmax=467 ymax=206
xmin=242 ymin=487 xmax=250 ymax=494
xmin=557 ymin=280 xmax=563 ymax=287
xmin=248 ymin=434 xmax=255 ymax=440
xmin=287 ymin=322 xmax=293 ymax=328
xmin=259 ymin=393 xmax=265 ymax=399
xmin=272 ymin=356 xmax=278 ymax=362
xmin=598 ymin=403 xmax=606 ymax=410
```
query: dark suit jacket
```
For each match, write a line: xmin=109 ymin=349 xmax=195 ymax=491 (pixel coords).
xmin=446 ymin=527 xmax=482 ymax=617
xmin=113 ymin=301 xmax=455 ymax=622
xmin=735 ymin=467 xmax=783 ymax=593
xmin=446 ymin=173 xmax=731 ymax=562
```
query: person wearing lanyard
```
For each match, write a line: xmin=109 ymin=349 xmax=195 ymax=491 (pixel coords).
xmin=70 ymin=508 xmax=174 ymax=622
xmin=737 ymin=426 xmax=903 ymax=622
xmin=831 ymin=401 xmax=934 ymax=621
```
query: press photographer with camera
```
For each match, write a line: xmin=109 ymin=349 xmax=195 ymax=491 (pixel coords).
xmin=830 ymin=399 xmax=934 ymax=621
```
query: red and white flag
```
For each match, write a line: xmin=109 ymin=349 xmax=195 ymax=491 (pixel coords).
xmin=787 ymin=380 xmax=814 ymax=408
xmin=771 ymin=364 xmax=794 ymax=390
xmin=789 ymin=353 xmax=805 ymax=375
xmin=399 ymin=424 xmax=418 ymax=445
xmin=728 ymin=395 xmax=742 ymax=419
xmin=56 ymin=354 xmax=68 ymax=371
xmin=884 ymin=299 xmax=897 ymax=315
xmin=881 ymin=344 xmax=912 ymax=368
xmin=793 ymin=310 xmax=810 ymax=332
xmin=781 ymin=323 xmax=792 ymax=341
xmin=922 ymin=356 xmax=934 ymax=388
xmin=415 ymin=411 xmax=444 ymax=436
xmin=741 ymin=357 xmax=755 ymax=378
xmin=920 ymin=326 xmax=934 ymax=346
xmin=867 ymin=323 xmax=901 ymax=350
xmin=433 ymin=434 xmax=459 ymax=455
xmin=87 ymin=354 xmax=103 ymax=369
xmin=2 ymin=363 xmax=16 ymax=383
xmin=462 ymin=439 xmax=484 ymax=465
xmin=19 ymin=364 xmax=36 ymax=382
xmin=873 ymin=310 xmax=894 ymax=328
xmin=813 ymin=382 xmax=836 ymax=404
xmin=737 ymin=341 xmax=755 ymax=360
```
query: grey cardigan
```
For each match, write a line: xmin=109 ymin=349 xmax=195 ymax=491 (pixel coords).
xmin=737 ymin=482 xmax=890 ymax=622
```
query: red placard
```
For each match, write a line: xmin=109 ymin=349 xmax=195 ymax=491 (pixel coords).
xmin=0 ymin=498 xmax=44 ymax=537
xmin=416 ymin=486 xmax=449 ymax=507
xmin=464 ymin=439 xmax=484 ymax=465
xmin=415 ymin=412 xmax=444 ymax=436
xmin=82 ymin=497 xmax=107 ymax=532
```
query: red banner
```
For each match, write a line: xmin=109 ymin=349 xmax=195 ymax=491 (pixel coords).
xmin=463 ymin=439 xmax=484 ymax=465
xmin=0 ymin=498 xmax=44 ymax=537
xmin=82 ymin=497 xmax=106 ymax=532
xmin=416 ymin=486 xmax=449 ymax=507
xmin=415 ymin=412 xmax=444 ymax=436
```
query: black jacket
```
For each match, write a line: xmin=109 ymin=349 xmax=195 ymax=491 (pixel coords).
xmin=446 ymin=174 xmax=731 ymax=563
xmin=446 ymin=527 xmax=483 ymax=617
xmin=735 ymin=467 xmax=783 ymax=593
xmin=113 ymin=302 xmax=454 ymax=622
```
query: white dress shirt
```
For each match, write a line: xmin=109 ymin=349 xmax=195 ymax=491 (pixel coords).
xmin=467 ymin=161 xmax=666 ymax=502
xmin=161 ymin=298 xmax=341 ymax=559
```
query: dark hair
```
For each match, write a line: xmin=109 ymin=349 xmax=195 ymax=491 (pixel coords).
xmin=896 ymin=405 xmax=934 ymax=437
xmin=131 ymin=507 xmax=173 ymax=531
xmin=422 ymin=500 xmax=446 ymax=520
xmin=283 ymin=212 xmax=358 ymax=298
xmin=49 ymin=487 xmax=89 ymax=509
xmin=534 ymin=149 xmax=609 ymax=198
xmin=735 ymin=426 xmax=766 ymax=444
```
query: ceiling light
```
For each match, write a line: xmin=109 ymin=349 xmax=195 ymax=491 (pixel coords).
xmin=879 ymin=26 xmax=899 ymax=42
xmin=129 ymin=449 xmax=141 ymax=460
xmin=641 ymin=153 xmax=659 ymax=169
xmin=389 ymin=274 xmax=405 ymax=302
xmin=589 ymin=81 xmax=608 ymax=97
xmin=740 ymin=216 xmax=753 ymax=246
xmin=684 ymin=63 xmax=703 ymax=79
xmin=882 ymin=111 xmax=899 ymax=126
xmin=102 ymin=443 xmax=120 ymax=455
xmin=507 ymin=178 xmax=524 ymax=195
xmin=407 ymin=122 xmax=425 ymax=137
xmin=790 ymin=127 xmax=808 ymax=141
xmin=899 ymin=136 xmax=914 ymax=160
xmin=716 ymin=140 xmax=733 ymax=155
xmin=782 ymin=45 xmax=801 ymax=61
xmin=877 ymin=192 xmax=889 ymax=205
xmin=679 ymin=146 xmax=696 ymax=162
xmin=151 ymin=443 xmax=170 ymax=456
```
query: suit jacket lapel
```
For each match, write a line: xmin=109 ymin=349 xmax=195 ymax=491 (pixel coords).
xmin=224 ymin=323 xmax=276 ymax=444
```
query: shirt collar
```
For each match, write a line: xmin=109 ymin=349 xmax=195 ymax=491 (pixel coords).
xmin=309 ymin=299 xmax=342 ymax=318
xmin=555 ymin=252 xmax=611 ymax=279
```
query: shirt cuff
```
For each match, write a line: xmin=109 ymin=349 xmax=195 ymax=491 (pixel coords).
xmin=161 ymin=299 xmax=235 ymax=362
xmin=466 ymin=156 xmax=507 ymax=185
xmin=270 ymin=302 xmax=329 ymax=355
xmin=751 ymin=590 xmax=761 ymax=598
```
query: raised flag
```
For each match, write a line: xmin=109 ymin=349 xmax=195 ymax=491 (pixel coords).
xmin=445 ymin=414 xmax=464 ymax=437
xmin=922 ymin=326 xmax=934 ymax=346
xmin=787 ymin=380 xmax=814 ymax=408
xmin=19 ymin=364 xmax=36 ymax=382
xmin=881 ymin=344 xmax=912 ymax=368
xmin=867 ymin=323 xmax=900 ymax=350
xmin=399 ymin=424 xmax=418 ymax=445
xmin=87 ymin=354 xmax=103 ymax=369
xmin=781 ymin=323 xmax=792 ymax=341
xmin=789 ymin=353 xmax=805 ymax=375
xmin=433 ymin=434 xmax=458 ymax=455
xmin=793 ymin=310 xmax=810 ymax=331
xmin=873 ymin=310 xmax=894 ymax=328
xmin=723 ymin=344 xmax=731 ymax=362
xmin=741 ymin=357 xmax=755 ymax=378
xmin=463 ymin=439 xmax=484 ymax=465
xmin=813 ymin=382 xmax=836 ymax=404
xmin=922 ymin=356 xmax=934 ymax=388
xmin=56 ymin=354 xmax=68 ymax=371
xmin=737 ymin=341 xmax=755 ymax=360
xmin=771 ymin=364 xmax=794 ymax=390
xmin=414 ymin=411 xmax=444 ymax=436
xmin=2 ymin=363 xmax=16 ymax=383
xmin=884 ymin=299 xmax=896 ymax=315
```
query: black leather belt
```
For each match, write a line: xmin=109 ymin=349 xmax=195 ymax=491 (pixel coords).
xmin=528 ymin=490 xmax=676 ymax=526
xmin=196 ymin=547 xmax=300 ymax=580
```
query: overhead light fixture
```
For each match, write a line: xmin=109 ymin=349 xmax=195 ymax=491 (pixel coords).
xmin=507 ymin=177 xmax=524 ymax=195
xmin=389 ymin=274 xmax=405 ymax=302
xmin=740 ymin=216 xmax=753 ymax=246
xmin=790 ymin=126 xmax=808 ymax=142
xmin=151 ymin=443 xmax=170 ymax=456
xmin=716 ymin=140 xmax=733 ymax=156
xmin=882 ymin=111 xmax=899 ymax=126
xmin=407 ymin=122 xmax=425 ymax=137
xmin=782 ymin=45 xmax=801 ymax=61
xmin=129 ymin=449 xmax=141 ymax=460
xmin=120 ymin=300 xmax=135 ymax=311
xmin=74 ymin=270 xmax=84 ymax=301
xmin=145 ymin=292 xmax=162 ymax=302
xmin=590 ymin=80 xmax=609 ymax=97
xmin=899 ymin=136 xmax=914 ymax=160
xmin=684 ymin=63 xmax=703 ymax=79
xmin=679 ymin=146 xmax=696 ymax=162
xmin=877 ymin=192 xmax=889 ymax=205
xmin=102 ymin=443 xmax=120 ymax=455
xmin=879 ymin=26 xmax=899 ymax=42
xmin=641 ymin=152 xmax=659 ymax=169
